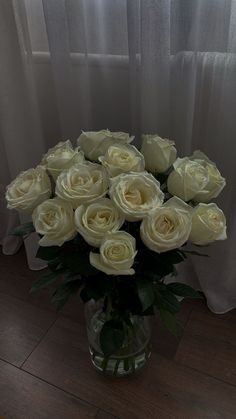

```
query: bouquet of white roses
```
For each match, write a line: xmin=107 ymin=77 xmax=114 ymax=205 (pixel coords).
xmin=6 ymin=129 xmax=227 ymax=374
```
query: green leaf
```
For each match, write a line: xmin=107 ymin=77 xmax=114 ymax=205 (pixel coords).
xmin=36 ymin=246 xmax=60 ymax=261
xmin=48 ymin=257 xmax=62 ymax=271
xmin=52 ymin=280 xmax=81 ymax=310
xmin=115 ymin=280 xmax=143 ymax=315
xmin=182 ymin=250 xmax=209 ymax=257
xmin=137 ymin=280 xmax=155 ymax=312
xmin=140 ymin=249 xmax=185 ymax=280
xmin=84 ymin=276 xmax=114 ymax=301
xmin=10 ymin=222 xmax=35 ymax=237
xmin=163 ymin=250 xmax=185 ymax=264
xmin=142 ymin=305 xmax=155 ymax=316
xmin=177 ymin=249 xmax=187 ymax=259
xmin=167 ymin=282 xmax=202 ymax=299
xmin=63 ymin=251 xmax=97 ymax=276
xmin=156 ymin=284 xmax=181 ymax=314
xmin=170 ymin=266 xmax=178 ymax=277
xmin=63 ymin=270 xmax=81 ymax=282
xmin=100 ymin=320 xmax=125 ymax=357
xmin=80 ymin=287 xmax=91 ymax=303
xmin=160 ymin=309 xmax=178 ymax=337
xmin=144 ymin=272 xmax=162 ymax=282
xmin=153 ymin=173 xmax=168 ymax=185
xmin=72 ymin=233 xmax=91 ymax=249
xmin=30 ymin=271 xmax=61 ymax=293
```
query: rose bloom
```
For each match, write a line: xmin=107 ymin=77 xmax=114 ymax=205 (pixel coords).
xmin=74 ymin=198 xmax=125 ymax=247
xmin=41 ymin=140 xmax=85 ymax=180
xmin=141 ymin=134 xmax=177 ymax=173
xmin=99 ymin=143 xmax=145 ymax=177
xmin=55 ymin=162 xmax=108 ymax=209
xmin=140 ymin=196 xmax=192 ymax=253
xmin=90 ymin=231 xmax=137 ymax=275
xmin=190 ymin=150 xmax=226 ymax=203
xmin=109 ymin=172 xmax=164 ymax=221
xmin=167 ymin=157 xmax=209 ymax=202
xmin=32 ymin=197 xmax=76 ymax=246
xmin=77 ymin=129 xmax=134 ymax=161
xmin=6 ymin=166 xmax=51 ymax=214
xmin=189 ymin=203 xmax=227 ymax=245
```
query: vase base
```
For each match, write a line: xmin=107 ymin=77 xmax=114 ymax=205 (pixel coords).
xmin=89 ymin=344 xmax=151 ymax=377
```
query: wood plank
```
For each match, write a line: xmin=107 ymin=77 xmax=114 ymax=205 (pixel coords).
xmin=0 ymin=293 xmax=56 ymax=366
xmin=175 ymin=305 xmax=236 ymax=385
xmin=96 ymin=410 xmax=119 ymax=419
xmin=0 ymin=359 xmax=97 ymax=419
xmin=23 ymin=316 xmax=236 ymax=419
xmin=0 ymin=247 xmax=92 ymax=323
xmin=0 ymin=248 xmax=56 ymax=312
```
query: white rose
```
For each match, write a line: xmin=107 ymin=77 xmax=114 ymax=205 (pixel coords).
xmin=141 ymin=134 xmax=177 ymax=173
xmin=32 ymin=197 xmax=76 ymax=246
xmin=77 ymin=129 xmax=134 ymax=161
xmin=55 ymin=162 xmax=108 ymax=209
xmin=109 ymin=172 xmax=164 ymax=221
xmin=167 ymin=157 xmax=209 ymax=202
xmin=6 ymin=166 xmax=51 ymax=214
xmin=99 ymin=143 xmax=145 ymax=177
xmin=190 ymin=150 xmax=226 ymax=203
xmin=41 ymin=140 xmax=85 ymax=180
xmin=189 ymin=203 xmax=227 ymax=245
xmin=140 ymin=196 xmax=192 ymax=253
xmin=74 ymin=198 xmax=125 ymax=247
xmin=90 ymin=231 xmax=137 ymax=275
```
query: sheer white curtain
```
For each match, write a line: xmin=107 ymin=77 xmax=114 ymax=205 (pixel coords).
xmin=1 ymin=0 xmax=236 ymax=312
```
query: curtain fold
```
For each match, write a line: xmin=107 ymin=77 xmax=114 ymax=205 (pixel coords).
xmin=140 ymin=0 xmax=171 ymax=137
xmin=0 ymin=0 xmax=46 ymax=268
xmin=0 ymin=0 xmax=236 ymax=311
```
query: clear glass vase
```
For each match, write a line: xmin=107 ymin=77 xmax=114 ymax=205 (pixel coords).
xmin=85 ymin=299 xmax=152 ymax=377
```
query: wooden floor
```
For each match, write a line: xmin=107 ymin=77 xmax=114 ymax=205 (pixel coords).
xmin=0 ymin=248 xmax=236 ymax=419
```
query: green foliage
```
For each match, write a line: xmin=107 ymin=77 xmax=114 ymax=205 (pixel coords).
xmin=64 ymin=271 xmax=81 ymax=282
xmin=137 ymin=280 xmax=155 ymax=312
xmin=142 ymin=305 xmax=155 ymax=315
xmin=47 ymin=257 xmax=62 ymax=271
xmin=36 ymin=246 xmax=60 ymax=261
xmin=165 ymin=250 xmax=186 ymax=264
xmin=159 ymin=309 xmax=178 ymax=337
xmin=113 ymin=278 xmax=143 ymax=315
xmin=84 ymin=275 xmax=114 ymax=301
xmin=52 ymin=280 xmax=82 ymax=310
xmin=170 ymin=266 xmax=178 ymax=277
xmin=63 ymin=250 xmax=96 ymax=276
xmin=32 ymin=223 xmax=205 ymax=341
xmin=153 ymin=173 xmax=168 ymax=186
xmin=167 ymin=282 xmax=202 ymax=299
xmin=30 ymin=271 xmax=62 ymax=293
xmin=135 ymin=244 xmax=186 ymax=280
xmin=80 ymin=287 xmax=91 ymax=303
xmin=34 ymin=236 xmax=106 ymax=309
xmin=10 ymin=222 xmax=35 ymax=237
xmin=100 ymin=319 xmax=125 ymax=357
xmin=155 ymin=283 xmax=181 ymax=313
xmin=182 ymin=250 xmax=209 ymax=257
